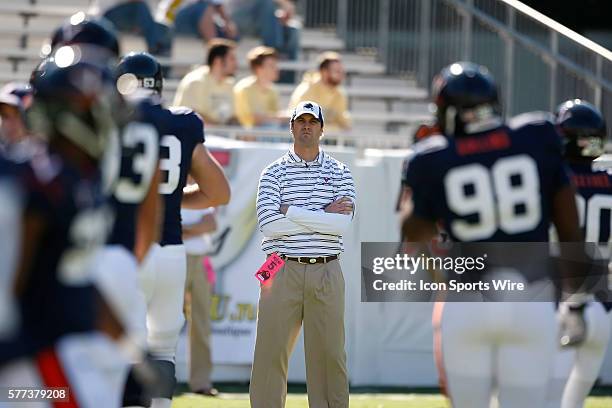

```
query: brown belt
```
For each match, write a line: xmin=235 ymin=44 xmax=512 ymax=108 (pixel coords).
xmin=280 ymin=255 xmax=338 ymax=265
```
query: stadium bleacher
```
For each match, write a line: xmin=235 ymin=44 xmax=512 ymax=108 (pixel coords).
xmin=0 ymin=0 xmax=432 ymax=146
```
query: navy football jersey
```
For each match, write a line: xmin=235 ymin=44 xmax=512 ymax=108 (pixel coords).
xmin=570 ymin=162 xmax=612 ymax=311
xmin=156 ymin=105 xmax=205 ymax=246
xmin=570 ymin=162 xmax=612 ymax=246
xmin=404 ymin=115 xmax=570 ymax=242
xmin=105 ymin=97 xmax=161 ymax=251
xmin=3 ymin=150 xmax=112 ymax=363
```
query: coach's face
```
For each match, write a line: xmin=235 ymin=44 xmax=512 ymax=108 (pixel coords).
xmin=291 ymin=113 xmax=323 ymax=148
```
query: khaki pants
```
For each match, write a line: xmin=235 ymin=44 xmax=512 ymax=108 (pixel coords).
xmin=184 ymin=254 xmax=213 ymax=390
xmin=249 ymin=259 xmax=349 ymax=408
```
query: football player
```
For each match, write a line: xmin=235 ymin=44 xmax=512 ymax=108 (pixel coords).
xmin=0 ymin=47 xmax=121 ymax=407
xmin=401 ymin=62 xmax=583 ymax=408
xmin=46 ymin=16 xmax=169 ymax=407
xmin=396 ymin=123 xmax=444 ymax=226
xmin=547 ymin=100 xmax=611 ymax=408
xmin=115 ymin=51 xmax=230 ymax=408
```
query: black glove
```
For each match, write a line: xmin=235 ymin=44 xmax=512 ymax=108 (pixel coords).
xmin=559 ymin=304 xmax=587 ymax=347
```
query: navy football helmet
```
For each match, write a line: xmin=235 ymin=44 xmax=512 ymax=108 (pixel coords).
xmin=115 ymin=52 xmax=164 ymax=95
xmin=44 ymin=12 xmax=120 ymax=59
xmin=556 ymin=99 xmax=606 ymax=159
xmin=432 ymin=61 xmax=501 ymax=137
xmin=28 ymin=45 xmax=119 ymax=159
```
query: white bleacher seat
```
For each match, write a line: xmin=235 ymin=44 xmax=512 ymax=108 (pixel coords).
xmin=0 ymin=0 xmax=433 ymax=140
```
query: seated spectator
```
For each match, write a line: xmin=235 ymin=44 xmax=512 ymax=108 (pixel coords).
xmin=289 ymin=51 xmax=351 ymax=131
xmin=157 ymin=0 xmax=238 ymax=41
xmin=89 ymin=0 xmax=172 ymax=57
xmin=226 ymin=0 xmax=299 ymax=82
xmin=234 ymin=46 xmax=286 ymax=129
xmin=173 ymin=39 xmax=238 ymax=125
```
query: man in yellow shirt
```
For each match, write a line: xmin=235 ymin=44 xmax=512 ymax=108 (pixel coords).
xmin=173 ymin=39 xmax=237 ymax=125
xmin=234 ymin=46 xmax=286 ymax=129
xmin=289 ymin=51 xmax=351 ymax=131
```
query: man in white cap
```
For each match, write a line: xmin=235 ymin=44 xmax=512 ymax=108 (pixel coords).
xmin=251 ymin=100 xmax=356 ymax=408
xmin=0 ymin=82 xmax=34 ymax=155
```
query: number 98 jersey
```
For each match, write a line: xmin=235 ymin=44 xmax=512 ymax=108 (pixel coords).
xmin=404 ymin=114 xmax=570 ymax=242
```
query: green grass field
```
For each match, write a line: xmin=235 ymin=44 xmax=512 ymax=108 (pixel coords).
xmin=172 ymin=393 xmax=612 ymax=408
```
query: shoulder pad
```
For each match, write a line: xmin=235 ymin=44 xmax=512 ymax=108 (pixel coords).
xmin=413 ymin=134 xmax=448 ymax=156
xmin=592 ymin=154 xmax=612 ymax=173
xmin=402 ymin=149 xmax=417 ymax=169
xmin=168 ymin=106 xmax=195 ymax=116
xmin=508 ymin=111 xmax=555 ymax=130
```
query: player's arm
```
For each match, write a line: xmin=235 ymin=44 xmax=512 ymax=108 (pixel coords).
xmin=552 ymin=184 xmax=592 ymax=294
xmin=552 ymin=185 xmax=582 ymax=243
xmin=399 ymin=152 xmax=438 ymax=242
xmin=396 ymin=186 xmax=412 ymax=214
xmin=401 ymin=214 xmax=438 ymax=243
xmin=134 ymin=166 xmax=163 ymax=263
xmin=182 ymin=144 xmax=231 ymax=209
xmin=552 ymin=184 xmax=593 ymax=346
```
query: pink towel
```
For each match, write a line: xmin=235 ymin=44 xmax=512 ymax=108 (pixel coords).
xmin=203 ymin=256 xmax=216 ymax=287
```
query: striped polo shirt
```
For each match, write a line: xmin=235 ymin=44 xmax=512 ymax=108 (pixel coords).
xmin=256 ymin=148 xmax=356 ymax=256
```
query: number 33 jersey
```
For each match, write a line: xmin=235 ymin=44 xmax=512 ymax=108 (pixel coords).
xmin=104 ymin=96 xmax=162 ymax=252
xmin=154 ymin=105 xmax=205 ymax=246
xmin=403 ymin=115 xmax=570 ymax=242
xmin=104 ymin=98 xmax=205 ymax=249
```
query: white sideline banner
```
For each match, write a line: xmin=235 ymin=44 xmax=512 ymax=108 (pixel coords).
xmin=174 ymin=138 xmax=612 ymax=386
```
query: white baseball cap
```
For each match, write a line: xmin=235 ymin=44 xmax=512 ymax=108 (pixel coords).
xmin=291 ymin=101 xmax=324 ymax=127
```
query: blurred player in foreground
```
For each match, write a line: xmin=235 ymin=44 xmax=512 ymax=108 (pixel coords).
xmin=401 ymin=61 xmax=584 ymax=408
xmin=0 ymin=46 xmax=123 ymax=406
xmin=46 ymin=15 xmax=170 ymax=407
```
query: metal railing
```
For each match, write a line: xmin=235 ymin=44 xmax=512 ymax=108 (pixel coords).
xmin=301 ymin=0 xmax=612 ymax=139
xmin=205 ymin=126 xmax=414 ymax=149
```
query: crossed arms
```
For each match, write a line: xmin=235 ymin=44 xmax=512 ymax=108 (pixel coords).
xmin=256 ymin=170 xmax=355 ymax=238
